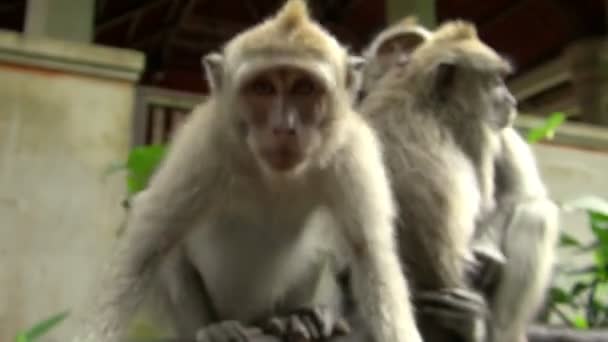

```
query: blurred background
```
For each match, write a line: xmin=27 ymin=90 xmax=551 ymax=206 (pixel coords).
xmin=0 ymin=0 xmax=607 ymax=341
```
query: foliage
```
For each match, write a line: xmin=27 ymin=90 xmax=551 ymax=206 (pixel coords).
xmin=526 ymin=112 xmax=566 ymax=143
xmin=526 ymin=113 xmax=608 ymax=328
xmin=105 ymin=144 xmax=167 ymax=196
xmin=542 ymin=201 xmax=608 ymax=328
xmin=14 ymin=311 xmax=69 ymax=342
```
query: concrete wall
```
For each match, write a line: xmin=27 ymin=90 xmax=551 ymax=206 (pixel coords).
xmin=0 ymin=30 xmax=144 ymax=341
xmin=533 ymin=142 xmax=608 ymax=294
xmin=515 ymin=115 xmax=608 ymax=278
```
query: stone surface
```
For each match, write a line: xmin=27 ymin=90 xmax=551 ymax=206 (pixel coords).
xmin=0 ymin=33 xmax=143 ymax=341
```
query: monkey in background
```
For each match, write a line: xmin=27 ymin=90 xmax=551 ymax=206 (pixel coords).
xmin=356 ymin=19 xmax=494 ymax=342
xmin=360 ymin=17 xmax=560 ymax=342
xmin=70 ymin=1 xmax=423 ymax=342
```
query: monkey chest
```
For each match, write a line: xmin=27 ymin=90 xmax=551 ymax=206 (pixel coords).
xmin=183 ymin=200 xmax=328 ymax=321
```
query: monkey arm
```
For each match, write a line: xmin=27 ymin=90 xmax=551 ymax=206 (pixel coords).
xmin=489 ymin=198 xmax=559 ymax=342
xmin=72 ymin=105 xmax=225 ymax=342
xmin=325 ymin=118 xmax=422 ymax=342
xmin=484 ymin=128 xmax=560 ymax=342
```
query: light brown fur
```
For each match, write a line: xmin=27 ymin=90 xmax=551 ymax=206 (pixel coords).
xmin=70 ymin=2 xmax=421 ymax=342
xmin=360 ymin=18 xmax=559 ymax=342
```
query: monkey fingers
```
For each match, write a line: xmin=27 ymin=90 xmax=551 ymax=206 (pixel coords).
xmin=471 ymin=248 xmax=505 ymax=291
xmin=196 ymin=320 xmax=265 ymax=342
xmin=416 ymin=288 xmax=488 ymax=342
xmin=416 ymin=288 xmax=487 ymax=315
xmin=261 ymin=306 xmax=351 ymax=341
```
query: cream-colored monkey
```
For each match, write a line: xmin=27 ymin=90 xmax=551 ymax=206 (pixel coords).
xmin=71 ymin=1 xmax=421 ymax=342
xmin=360 ymin=18 xmax=559 ymax=342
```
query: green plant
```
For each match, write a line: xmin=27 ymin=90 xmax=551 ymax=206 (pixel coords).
xmin=526 ymin=112 xmax=566 ymax=144
xmin=543 ymin=198 xmax=608 ymax=328
xmin=14 ymin=311 xmax=69 ymax=342
xmin=525 ymin=112 xmax=608 ymax=328
xmin=106 ymin=144 xmax=167 ymax=197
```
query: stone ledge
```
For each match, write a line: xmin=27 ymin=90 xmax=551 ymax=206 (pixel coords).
xmin=516 ymin=114 xmax=608 ymax=152
xmin=0 ymin=29 xmax=145 ymax=82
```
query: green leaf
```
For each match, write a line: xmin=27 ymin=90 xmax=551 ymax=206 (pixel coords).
xmin=560 ymin=232 xmax=583 ymax=248
xmin=589 ymin=211 xmax=608 ymax=276
xmin=571 ymin=281 xmax=591 ymax=297
xmin=124 ymin=145 xmax=167 ymax=195
xmin=572 ymin=315 xmax=590 ymax=330
xmin=16 ymin=311 xmax=69 ymax=341
xmin=550 ymin=286 xmax=573 ymax=304
xmin=526 ymin=112 xmax=566 ymax=144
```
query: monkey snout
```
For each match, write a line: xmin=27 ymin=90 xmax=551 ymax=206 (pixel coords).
xmin=503 ymin=90 xmax=517 ymax=108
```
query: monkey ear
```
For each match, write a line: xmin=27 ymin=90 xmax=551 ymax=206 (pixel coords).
xmin=376 ymin=31 xmax=427 ymax=65
xmin=202 ymin=52 xmax=224 ymax=92
xmin=346 ymin=55 xmax=367 ymax=102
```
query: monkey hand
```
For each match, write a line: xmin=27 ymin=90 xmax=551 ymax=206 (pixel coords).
xmin=470 ymin=245 xmax=506 ymax=292
xmin=415 ymin=288 xmax=488 ymax=342
xmin=196 ymin=320 xmax=275 ymax=342
xmin=259 ymin=305 xmax=351 ymax=341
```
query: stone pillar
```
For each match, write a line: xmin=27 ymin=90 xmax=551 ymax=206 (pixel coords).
xmin=0 ymin=31 xmax=144 ymax=341
xmin=385 ymin=0 xmax=436 ymax=28
xmin=24 ymin=0 xmax=95 ymax=43
xmin=563 ymin=38 xmax=608 ymax=126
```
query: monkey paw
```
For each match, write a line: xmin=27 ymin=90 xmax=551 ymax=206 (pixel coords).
xmin=196 ymin=320 xmax=267 ymax=342
xmin=260 ymin=306 xmax=351 ymax=341
xmin=470 ymin=246 xmax=506 ymax=292
xmin=415 ymin=288 xmax=488 ymax=342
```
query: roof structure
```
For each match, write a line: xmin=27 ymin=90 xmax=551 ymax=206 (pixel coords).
xmin=1 ymin=0 xmax=605 ymax=117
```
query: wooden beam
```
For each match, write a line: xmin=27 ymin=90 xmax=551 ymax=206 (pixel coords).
xmin=126 ymin=10 xmax=143 ymax=43
xmin=515 ymin=114 xmax=608 ymax=151
xmin=507 ymin=57 xmax=571 ymax=102
xmin=180 ymin=14 xmax=248 ymax=38
xmin=165 ymin=0 xmax=183 ymax=24
xmin=0 ymin=1 xmax=24 ymax=13
xmin=96 ymin=0 xmax=107 ymax=20
xmin=96 ymin=0 xmax=171 ymax=33
xmin=132 ymin=28 xmax=170 ymax=50
xmin=170 ymin=36 xmax=222 ymax=52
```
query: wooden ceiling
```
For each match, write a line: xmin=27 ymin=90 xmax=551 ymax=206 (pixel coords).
xmin=0 ymin=0 xmax=605 ymax=94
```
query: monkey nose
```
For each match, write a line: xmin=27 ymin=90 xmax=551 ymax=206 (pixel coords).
xmin=505 ymin=93 xmax=517 ymax=108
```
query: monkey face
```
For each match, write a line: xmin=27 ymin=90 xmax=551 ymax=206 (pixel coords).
xmin=236 ymin=66 xmax=330 ymax=173
xmin=464 ymin=72 xmax=517 ymax=130
xmin=487 ymin=75 xmax=517 ymax=129
xmin=436 ymin=66 xmax=517 ymax=131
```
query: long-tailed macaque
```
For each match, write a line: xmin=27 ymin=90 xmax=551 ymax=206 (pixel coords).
xmin=71 ymin=1 xmax=422 ymax=342
xmin=360 ymin=18 xmax=560 ymax=342
xmin=356 ymin=19 xmax=494 ymax=342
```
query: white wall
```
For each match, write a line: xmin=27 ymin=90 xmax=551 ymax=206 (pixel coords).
xmin=532 ymin=142 xmax=608 ymax=318
xmin=0 ymin=30 xmax=143 ymax=341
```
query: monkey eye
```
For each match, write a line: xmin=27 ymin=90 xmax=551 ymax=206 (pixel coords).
xmin=250 ymin=79 xmax=276 ymax=96
xmin=291 ymin=78 xmax=316 ymax=95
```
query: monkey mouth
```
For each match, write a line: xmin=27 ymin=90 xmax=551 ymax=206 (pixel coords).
xmin=265 ymin=148 xmax=301 ymax=171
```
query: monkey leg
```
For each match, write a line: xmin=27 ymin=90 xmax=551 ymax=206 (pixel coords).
xmin=490 ymin=199 xmax=559 ymax=342
xmin=415 ymin=288 xmax=488 ymax=342
xmin=260 ymin=305 xmax=351 ymax=341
